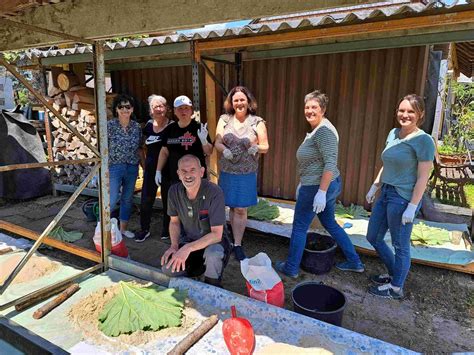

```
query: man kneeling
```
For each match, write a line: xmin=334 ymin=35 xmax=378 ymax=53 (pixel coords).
xmin=161 ymin=154 xmax=230 ymax=286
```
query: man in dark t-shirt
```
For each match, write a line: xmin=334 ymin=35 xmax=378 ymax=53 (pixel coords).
xmin=161 ymin=155 xmax=230 ymax=286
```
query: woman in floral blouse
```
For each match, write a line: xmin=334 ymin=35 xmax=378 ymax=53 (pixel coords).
xmin=107 ymin=94 xmax=144 ymax=239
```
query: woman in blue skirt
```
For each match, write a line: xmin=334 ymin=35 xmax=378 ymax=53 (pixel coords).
xmin=214 ymin=86 xmax=269 ymax=260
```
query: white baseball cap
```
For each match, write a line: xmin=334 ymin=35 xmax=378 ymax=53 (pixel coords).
xmin=173 ymin=95 xmax=193 ymax=108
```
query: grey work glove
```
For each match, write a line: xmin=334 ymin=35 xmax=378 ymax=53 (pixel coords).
xmin=155 ymin=170 xmax=162 ymax=185
xmin=223 ymin=148 xmax=233 ymax=160
xmin=247 ymin=145 xmax=259 ymax=156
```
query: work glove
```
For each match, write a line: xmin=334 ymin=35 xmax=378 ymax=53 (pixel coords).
xmin=401 ymin=203 xmax=418 ymax=225
xmin=197 ymin=123 xmax=208 ymax=145
xmin=223 ymin=148 xmax=233 ymax=160
xmin=155 ymin=170 xmax=162 ymax=185
xmin=366 ymin=184 xmax=380 ymax=204
xmin=247 ymin=145 xmax=259 ymax=156
xmin=313 ymin=189 xmax=327 ymax=214
xmin=295 ymin=183 xmax=301 ymax=200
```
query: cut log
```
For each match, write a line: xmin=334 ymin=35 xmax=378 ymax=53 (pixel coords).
xmin=72 ymin=102 xmax=95 ymax=111
xmin=57 ymin=72 xmax=80 ymax=91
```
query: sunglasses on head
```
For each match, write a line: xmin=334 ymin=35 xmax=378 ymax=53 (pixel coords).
xmin=118 ymin=104 xmax=132 ymax=110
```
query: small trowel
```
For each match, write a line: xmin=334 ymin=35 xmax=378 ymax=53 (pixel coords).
xmin=222 ymin=305 xmax=255 ymax=355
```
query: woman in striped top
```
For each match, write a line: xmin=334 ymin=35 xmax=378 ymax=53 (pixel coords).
xmin=276 ymin=90 xmax=363 ymax=278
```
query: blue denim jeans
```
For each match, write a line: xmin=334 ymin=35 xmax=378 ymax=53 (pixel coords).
xmin=285 ymin=176 xmax=361 ymax=275
xmin=109 ymin=163 xmax=139 ymax=222
xmin=366 ymin=184 xmax=421 ymax=289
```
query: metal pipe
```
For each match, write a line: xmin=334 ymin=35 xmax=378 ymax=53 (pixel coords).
xmin=0 ymin=55 xmax=100 ymax=157
xmin=0 ymin=18 xmax=94 ymax=45
xmin=0 ymin=158 xmax=100 ymax=172
xmin=0 ymin=164 xmax=100 ymax=294
xmin=0 ymin=264 xmax=102 ymax=311
xmin=92 ymin=41 xmax=111 ymax=269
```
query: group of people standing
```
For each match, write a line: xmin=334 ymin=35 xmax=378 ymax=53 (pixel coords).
xmin=107 ymin=87 xmax=434 ymax=298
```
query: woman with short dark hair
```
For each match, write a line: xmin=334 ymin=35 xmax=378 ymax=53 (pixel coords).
xmin=214 ymin=86 xmax=269 ymax=260
xmin=108 ymin=93 xmax=143 ymax=238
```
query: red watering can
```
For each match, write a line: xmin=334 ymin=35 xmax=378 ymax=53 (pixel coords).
xmin=222 ymin=305 xmax=255 ymax=355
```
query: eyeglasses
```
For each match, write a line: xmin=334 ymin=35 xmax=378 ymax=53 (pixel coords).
xmin=118 ymin=104 xmax=132 ymax=110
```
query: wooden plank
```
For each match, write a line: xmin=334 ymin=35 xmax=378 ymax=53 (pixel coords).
xmin=204 ymin=60 xmax=218 ymax=183
xmin=197 ymin=10 xmax=474 ymax=52
xmin=0 ymin=220 xmax=101 ymax=263
xmin=0 ymin=158 xmax=100 ymax=172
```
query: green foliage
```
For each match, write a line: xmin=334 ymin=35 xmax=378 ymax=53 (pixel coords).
xmin=411 ymin=222 xmax=451 ymax=246
xmin=2 ymin=51 xmax=21 ymax=63
xmin=441 ymin=81 xmax=474 ymax=154
xmin=335 ymin=202 xmax=369 ymax=219
xmin=248 ymin=199 xmax=280 ymax=221
xmin=98 ymin=281 xmax=187 ymax=337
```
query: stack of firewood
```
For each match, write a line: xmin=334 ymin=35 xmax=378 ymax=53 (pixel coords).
xmin=47 ymin=71 xmax=115 ymax=186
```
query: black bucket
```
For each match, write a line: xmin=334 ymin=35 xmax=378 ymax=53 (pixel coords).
xmin=301 ymin=233 xmax=337 ymax=275
xmin=82 ymin=199 xmax=98 ymax=222
xmin=292 ymin=281 xmax=346 ymax=327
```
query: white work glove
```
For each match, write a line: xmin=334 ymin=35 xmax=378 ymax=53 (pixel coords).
xmin=222 ymin=148 xmax=233 ymax=160
xmin=313 ymin=189 xmax=327 ymax=214
xmin=155 ymin=170 xmax=162 ymax=185
xmin=197 ymin=123 xmax=208 ymax=145
xmin=401 ymin=203 xmax=418 ymax=225
xmin=247 ymin=145 xmax=259 ymax=156
xmin=295 ymin=183 xmax=301 ymax=200
xmin=366 ymin=184 xmax=380 ymax=204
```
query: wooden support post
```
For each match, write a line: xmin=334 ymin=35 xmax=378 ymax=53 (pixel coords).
xmin=204 ymin=59 xmax=218 ymax=183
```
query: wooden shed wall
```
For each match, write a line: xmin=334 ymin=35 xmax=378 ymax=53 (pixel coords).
xmin=110 ymin=45 xmax=428 ymax=206
xmin=234 ymin=46 xmax=428 ymax=205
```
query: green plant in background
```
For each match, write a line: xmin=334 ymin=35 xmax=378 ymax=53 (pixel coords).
xmin=411 ymin=222 xmax=451 ymax=246
xmin=335 ymin=202 xmax=369 ymax=219
xmin=440 ymin=81 xmax=474 ymax=155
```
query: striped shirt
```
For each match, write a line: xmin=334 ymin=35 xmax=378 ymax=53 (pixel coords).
xmin=296 ymin=118 xmax=340 ymax=186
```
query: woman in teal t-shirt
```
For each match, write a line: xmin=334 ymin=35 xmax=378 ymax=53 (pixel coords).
xmin=365 ymin=94 xmax=435 ymax=299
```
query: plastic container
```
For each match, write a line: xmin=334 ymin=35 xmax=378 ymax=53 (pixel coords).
xmin=301 ymin=233 xmax=337 ymax=275
xmin=292 ymin=281 xmax=346 ymax=327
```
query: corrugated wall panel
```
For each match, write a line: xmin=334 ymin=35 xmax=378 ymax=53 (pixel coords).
xmin=110 ymin=66 xmax=207 ymax=123
xmin=239 ymin=46 xmax=428 ymax=205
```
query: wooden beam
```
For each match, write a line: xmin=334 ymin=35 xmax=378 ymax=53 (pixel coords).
xmin=204 ymin=60 xmax=218 ymax=183
xmin=0 ymin=220 xmax=102 ymax=263
xmin=0 ymin=158 xmax=100 ymax=172
xmin=196 ymin=10 xmax=474 ymax=52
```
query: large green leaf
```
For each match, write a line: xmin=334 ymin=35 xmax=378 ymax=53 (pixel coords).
xmin=411 ymin=222 xmax=451 ymax=246
xmin=98 ymin=281 xmax=187 ymax=337
xmin=49 ymin=226 xmax=83 ymax=242
xmin=335 ymin=202 xmax=369 ymax=219
xmin=248 ymin=199 xmax=280 ymax=221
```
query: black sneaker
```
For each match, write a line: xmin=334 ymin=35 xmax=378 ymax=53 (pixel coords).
xmin=370 ymin=273 xmax=392 ymax=285
xmin=233 ymin=246 xmax=247 ymax=261
xmin=135 ymin=230 xmax=150 ymax=243
xmin=369 ymin=284 xmax=404 ymax=300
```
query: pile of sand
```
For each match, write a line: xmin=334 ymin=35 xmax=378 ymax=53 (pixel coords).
xmin=67 ymin=281 xmax=200 ymax=349
xmin=0 ymin=253 xmax=60 ymax=285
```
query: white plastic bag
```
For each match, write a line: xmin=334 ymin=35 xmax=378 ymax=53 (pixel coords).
xmin=241 ymin=252 xmax=281 ymax=291
xmin=93 ymin=218 xmax=122 ymax=247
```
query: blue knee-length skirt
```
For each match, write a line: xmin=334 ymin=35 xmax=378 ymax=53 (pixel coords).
xmin=218 ymin=171 xmax=258 ymax=208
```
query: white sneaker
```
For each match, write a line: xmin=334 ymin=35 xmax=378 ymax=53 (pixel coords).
xmin=122 ymin=230 xmax=135 ymax=239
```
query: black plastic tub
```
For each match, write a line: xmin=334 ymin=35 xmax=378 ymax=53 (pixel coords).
xmin=292 ymin=281 xmax=347 ymax=327
xmin=301 ymin=233 xmax=337 ymax=275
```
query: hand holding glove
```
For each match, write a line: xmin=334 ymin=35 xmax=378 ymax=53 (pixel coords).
xmin=222 ymin=148 xmax=233 ymax=160
xmin=155 ymin=170 xmax=162 ymax=185
xmin=313 ymin=189 xmax=327 ymax=214
xmin=401 ymin=203 xmax=418 ymax=225
xmin=366 ymin=184 xmax=380 ymax=204
xmin=197 ymin=123 xmax=208 ymax=145
xmin=247 ymin=145 xmax=259 ymax=156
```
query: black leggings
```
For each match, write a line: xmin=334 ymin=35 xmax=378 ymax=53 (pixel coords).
xmin=139 ymin=169 xmax=173 ymax=238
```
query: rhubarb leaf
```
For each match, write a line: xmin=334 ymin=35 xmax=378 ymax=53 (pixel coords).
xmin=98 ymin=281 xmax=186 ymax=337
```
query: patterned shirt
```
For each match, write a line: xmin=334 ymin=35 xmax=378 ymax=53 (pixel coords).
xmin=107 ymin=118 xmax=142 ymax=165
xmin=296 ymin=118 xmax=340 ymax=186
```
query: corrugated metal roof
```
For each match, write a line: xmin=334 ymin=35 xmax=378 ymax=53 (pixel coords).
xmin=24 ymin=1 xmax=470 ymax=60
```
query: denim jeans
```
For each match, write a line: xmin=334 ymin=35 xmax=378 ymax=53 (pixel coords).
xmin=366 ymin=184 xmax=421 ymax=289
xmin=285 ymin=176 xmax=361 ymax=275
xmin=109 ymin=163 xmax=139 ymax=222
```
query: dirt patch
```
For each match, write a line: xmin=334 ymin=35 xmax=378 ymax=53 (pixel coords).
xmin=0 ymin=253 xmax=60 ymax=284
xmin=67 ymin=281 xmax=200 ymax=350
